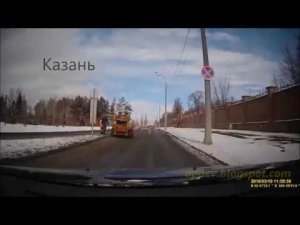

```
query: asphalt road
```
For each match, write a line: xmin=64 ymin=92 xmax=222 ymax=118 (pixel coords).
xmin=8 ymin=129 xmax=209 ymax=170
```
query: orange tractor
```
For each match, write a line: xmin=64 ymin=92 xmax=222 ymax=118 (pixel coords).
xmin=111 ymin=113 xmax=134 ymax=138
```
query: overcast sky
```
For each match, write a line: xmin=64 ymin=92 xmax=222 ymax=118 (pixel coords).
xmin=1 ymin=28 xmax=299 ymax=123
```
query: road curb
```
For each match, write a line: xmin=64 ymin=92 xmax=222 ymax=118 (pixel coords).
xmin=159 ymin=129 xmax=228 ymax=166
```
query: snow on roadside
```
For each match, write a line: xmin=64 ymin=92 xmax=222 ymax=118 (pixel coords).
xmin=162 ymin=127 xmax=300 ymax=166
xmin=0 ymin=135 xmax=101 ymax=159
xmin=0 ymin=122 xmax=100 ymax=133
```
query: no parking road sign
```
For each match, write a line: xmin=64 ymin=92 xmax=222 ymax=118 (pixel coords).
xmin=201 ymin=65 xmax=215 ymax=80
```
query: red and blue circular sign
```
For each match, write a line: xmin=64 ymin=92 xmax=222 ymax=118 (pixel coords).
xmin=201 ymin=65 xmax=215 ymax=80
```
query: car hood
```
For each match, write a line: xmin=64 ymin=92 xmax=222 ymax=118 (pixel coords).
xmin=0 ymin=160 xmax=299 ymax=187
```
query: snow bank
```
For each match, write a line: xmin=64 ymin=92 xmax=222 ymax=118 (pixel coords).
xmin=162 ymin=127 xmax=300 ymax=166
xmin=0 ymin=122 xmax=101 ymax=133
xmin=0 ymin=135 xmax=101 ymax=159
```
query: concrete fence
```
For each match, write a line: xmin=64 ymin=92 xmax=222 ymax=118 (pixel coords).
xmin=166 ymin=84 xmax=300 ymax=133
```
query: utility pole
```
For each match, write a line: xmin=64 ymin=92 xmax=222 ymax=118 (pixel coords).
xmin=90 ymin=88 xmax=97 ymax=136
xmin=165 ymin=80 xmax=167 ymax=130
xmin=155 ymin=72 xmax=167 ymax=130
xmin=201 ymin=28 xmax=213 ymax=145
xmin=158 ymin=105 xmax=160 ymax=128
xmin=92 ymin=89 xmax=95 ymax=135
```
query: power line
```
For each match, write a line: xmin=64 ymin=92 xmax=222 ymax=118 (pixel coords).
xmin=172 ymin=28 xmax=190 ymax=80
xmin=175 ymin=29 xmax=204 ymax=78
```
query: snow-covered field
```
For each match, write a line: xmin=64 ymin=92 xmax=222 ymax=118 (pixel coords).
xmin=0 ymin=135 xmax=101 ymax=159
xmin=0 ymin=122 xmax=101 ymax=133
xmin=162 ymin=127 xmax=300 ymax=166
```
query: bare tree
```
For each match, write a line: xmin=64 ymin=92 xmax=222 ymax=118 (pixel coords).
xmin=212 ymin=77 xmax=231 ymax=105
xmin=172 ymin=97 xmax=183 ymax=115
xmin=273 ymin=32 xmax=300 ymax=87
xmin=187 ymin=90 xmax=204 ymax=112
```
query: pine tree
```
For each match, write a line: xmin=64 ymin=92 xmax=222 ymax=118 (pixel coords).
xmin=15 ymin=91 xmax=23 ymax=122
xmin=9 ymin=100 xmax=17 ymax=123
xmin=71 ymin=96 xmax=85 ymax=125
xmin=21 ymin=94 xmax=27 ymax=123
xmin=98 ymin=96 xmax=109 ymax=118
xmin=4 ymin=95 xmax=9 ymax=122
xmin=110 ymin=97 xmax=116 ymax=115
xmin=34 ymin=99 xmax=47 ymax=124
xmin=46 ymin=98 xmax=56 ymax=125
xmin=116 ymin=96 xmax=132 ymax=114
xmin=116 ymin=97 xmax=126 ymax=113
xmin=0 ymin=95 xmax=7 ymax=122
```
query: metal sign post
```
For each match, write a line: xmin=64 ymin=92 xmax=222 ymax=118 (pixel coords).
xmin=90 ymin=88 xmax=97 ymax=136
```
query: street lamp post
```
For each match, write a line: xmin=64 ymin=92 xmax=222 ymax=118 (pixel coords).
xmin=155 ymin=72 xmax=167 ymax=130
xmin=158 ymin=105 xmax=160 ymax=128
